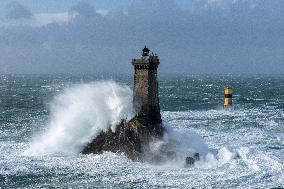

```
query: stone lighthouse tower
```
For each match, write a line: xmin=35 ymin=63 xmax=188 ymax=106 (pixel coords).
xmin=82 ymin=47 xmax=164 ymax=160
xmin=132 ymin=46 xmax=161 ymax=124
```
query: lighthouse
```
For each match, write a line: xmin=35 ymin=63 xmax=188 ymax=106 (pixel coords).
xmin=82 ymin=47 xmax=164 ymax=160
xmin=132 ymin=46 xmax=161 ymax=124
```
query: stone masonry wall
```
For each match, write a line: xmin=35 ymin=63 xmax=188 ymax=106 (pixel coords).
xmin=133 ymin=67 xmax=149 ymax=115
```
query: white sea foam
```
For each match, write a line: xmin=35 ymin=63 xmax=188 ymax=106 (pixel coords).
xmin=147 ymin=124 xmax=243 ymax=168
xmin=23 ymin=81 xmax=278 ymax=174
xmin=147 ymin=124 xmax=210 ymax=165
xmin=23 ymin=81 xmax=231 ymax=167
xmin=24 ymin=81 xmax=213 ymax=161
xmin=24 ymin=81 xmax=134 ymax=156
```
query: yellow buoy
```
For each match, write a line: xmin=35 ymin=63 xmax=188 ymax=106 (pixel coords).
xmin=224 ymin=87 xmax=233 ymax=108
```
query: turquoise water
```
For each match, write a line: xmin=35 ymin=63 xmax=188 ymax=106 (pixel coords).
xmin=0 ymin=74 xmax=283 ymax=188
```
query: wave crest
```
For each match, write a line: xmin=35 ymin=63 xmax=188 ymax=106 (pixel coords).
xmin=24 ymin=81 xmax=134 ymax=156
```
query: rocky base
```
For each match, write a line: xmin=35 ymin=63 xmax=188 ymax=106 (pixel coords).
xmin=82 ymin=115 xmax=200 ymax=165
xmin=82 ymin=115 xmax=164 ymax=161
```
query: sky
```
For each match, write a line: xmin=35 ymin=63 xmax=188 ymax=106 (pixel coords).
xmin=0 ymin=0 xmax=283 ymax=74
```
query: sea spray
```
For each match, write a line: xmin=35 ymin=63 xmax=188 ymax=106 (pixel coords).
xmin=147 ymin=122 xmax=245 ymax=167
xmin=24 ymin=81 xmax=134 ymax=156
xmin=24 ymin=81 xmax=237 ymax=167
xmin=147 ymin=124 xmax=210 ymax=165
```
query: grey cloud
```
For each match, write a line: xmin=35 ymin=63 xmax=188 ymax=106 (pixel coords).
xmin=0 ymin=0 xmax=284 ymax=74
xmin=71 ymin=2 xmax=97 ymax=18
xmin=6 ymin=1 xmax=32 ymax=19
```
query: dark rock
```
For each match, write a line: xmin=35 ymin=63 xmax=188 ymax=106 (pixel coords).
xmin=82 ymin=115 xmax=164 ymax=161
xmin=185 ymin=153 xmax=200 ymax=165
xmin=194 ymin=153 xmax=200 ymax=161
xmin=185 ymin=156 xmax=195 ymax=165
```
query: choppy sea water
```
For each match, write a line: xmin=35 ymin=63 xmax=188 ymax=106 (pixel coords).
xmin=0 ymin=74 xmax=283 ymax=188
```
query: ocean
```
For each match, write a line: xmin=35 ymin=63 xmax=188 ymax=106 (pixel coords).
xmin=0 ymin=74 xmax=283 ymax=188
